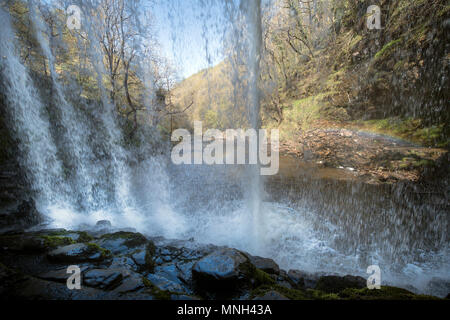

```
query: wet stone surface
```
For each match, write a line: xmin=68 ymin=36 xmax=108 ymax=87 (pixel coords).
xmin=0 ymin=225 xmax=444 ymax=300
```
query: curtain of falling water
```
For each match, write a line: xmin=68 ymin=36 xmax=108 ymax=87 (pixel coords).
xmin=165 ymin=0 xmax=266 ymax=252
xmin=0 ymin=7 xmax=69 ymax=210
xmin=28 ymin=2 xmax=97 ymax=211
xmin=245 ymin=0 xmax=263 ymax=253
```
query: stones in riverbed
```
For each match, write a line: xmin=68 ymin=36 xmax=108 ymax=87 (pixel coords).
xmin=47 ymin=243 xmax=111 ymax=263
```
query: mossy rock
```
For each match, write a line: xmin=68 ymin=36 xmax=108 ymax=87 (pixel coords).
xmin=38 ymin=230 xmax=94 ymax=243
xmin=47 ymin=243 xmax=112 ymax=263
xmin=100 ymin=231 xmax=148 ymax=248
xmin=0 ymin=230 xmax=96 ymax=252
xmin=39 ymin=235 xmax=76 ymax=249
xmin=0 ymin=233 xmax=75 ymax=252
xmin=338 ymin=286 xmax=440 ymax=300
xmin=144 ymin=242 xmax=156 ymax=272
xmin=97 ymin=232 xmax=154 ymax=259
xmin=250 ymin=284 xmax=309 ymax=300
xmin=315 ymin=275 xmax=366 ymax=293
xmin=142 ymin=277 xmax=172 ymax=300
xmin=86 ymin=243 xmax=112 ymax=259
xmin=374 ymin=39 xmax=403 ymax=60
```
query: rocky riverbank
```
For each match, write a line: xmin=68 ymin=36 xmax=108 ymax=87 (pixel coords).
xmin=280 ymin=128 xmax=448 ymax=185
xmin=0 ymin=221 xmax=443 ymax=300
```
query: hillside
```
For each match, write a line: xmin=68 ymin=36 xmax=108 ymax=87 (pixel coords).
xmin=175 ymin=0 xmax=449 ymax=145
xmin=172 ymin=60 xmax=252 ymax=130
xmin=173 ymin=0 xmax=449 ymax=183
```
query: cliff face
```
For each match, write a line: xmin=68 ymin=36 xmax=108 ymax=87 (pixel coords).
xmin=0 ymin=88 xmax=40 ymax=231
xmin=332 ymin=0 xmax=449 ymax=139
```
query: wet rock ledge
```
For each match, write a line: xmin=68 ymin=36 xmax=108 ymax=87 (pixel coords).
xmin=0 ymin=223 xmax=442 ymax=300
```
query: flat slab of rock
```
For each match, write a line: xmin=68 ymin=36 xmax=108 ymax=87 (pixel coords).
xmin=84 ymin=269 xmax=123 ymax=290
xmin=47 ymin=243 xmax=110 ymax=263
xmin=38 ymin=266 xmax=89 ymax=282
xmin=113 ymin=273 xmax=144 ymax=294
xmin=146 ymin=273 xmax=186 ymax=294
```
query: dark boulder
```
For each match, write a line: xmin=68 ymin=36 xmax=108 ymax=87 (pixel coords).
xmin=248 ymin=255 xmax=280 ymax=275
xmin=192 ymin=248 xmax=255 ymax=297
xmin=315 ymin=275 xmax=366 ymax=293
xmin=287 ymin=269 xmax=320 ymax=289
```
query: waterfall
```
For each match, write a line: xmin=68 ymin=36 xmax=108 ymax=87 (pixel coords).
xmin=246 ymin=0 xmax=263 ymax=253
xmin=0 ymin=8 xmax=69 ymax=211
xmin=0 ymin=0 xmax=448 ymax=298
xmin=0 ymin=2 xmax=143 ymax=228
xmin=28 ymin=2 xmax=99 ymax=211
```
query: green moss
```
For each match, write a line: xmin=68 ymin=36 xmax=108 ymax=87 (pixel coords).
xmin=86 ymin=243 xmax=112 ymax=259
xmin=40 ymin=235 xmax=75 ymax=248
xmin=253 ymin=268 xmax=276 ymax=287
xmin=77 ymin=231 xmax=95 ymax=243
xmin=144 ymin=242 xmax=156 ymax=272
xmin=349 ymin=35 xmax=362 ymax=50
xmin=412 ymin=159 xmax=434 ymax=168
xmin=394 ymin=59 xmax=406 ymax=71
xmin=100 ymin=232 xmax=148 ymax=248
xmin=142 ymin=277 xmax=172 ymax=300
xmin=250 ymin=284 xmax=310 ymax=300
xmin=374 ymin=39 xmax=403 ymax=60
xmin=437 ymin=4 xmax=450 ymax=17
xmin=43 ymin=230 xmax=94 ymax=243
xmin=305 ymin=289 xmax=340 ymax=300
xmin=251 ymin=285 xmax=439 ymax=300
xmin=352 ymin=118 xmax=446 ymax=147
xmin=338 ymin=286 xmax=440 ymax=300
